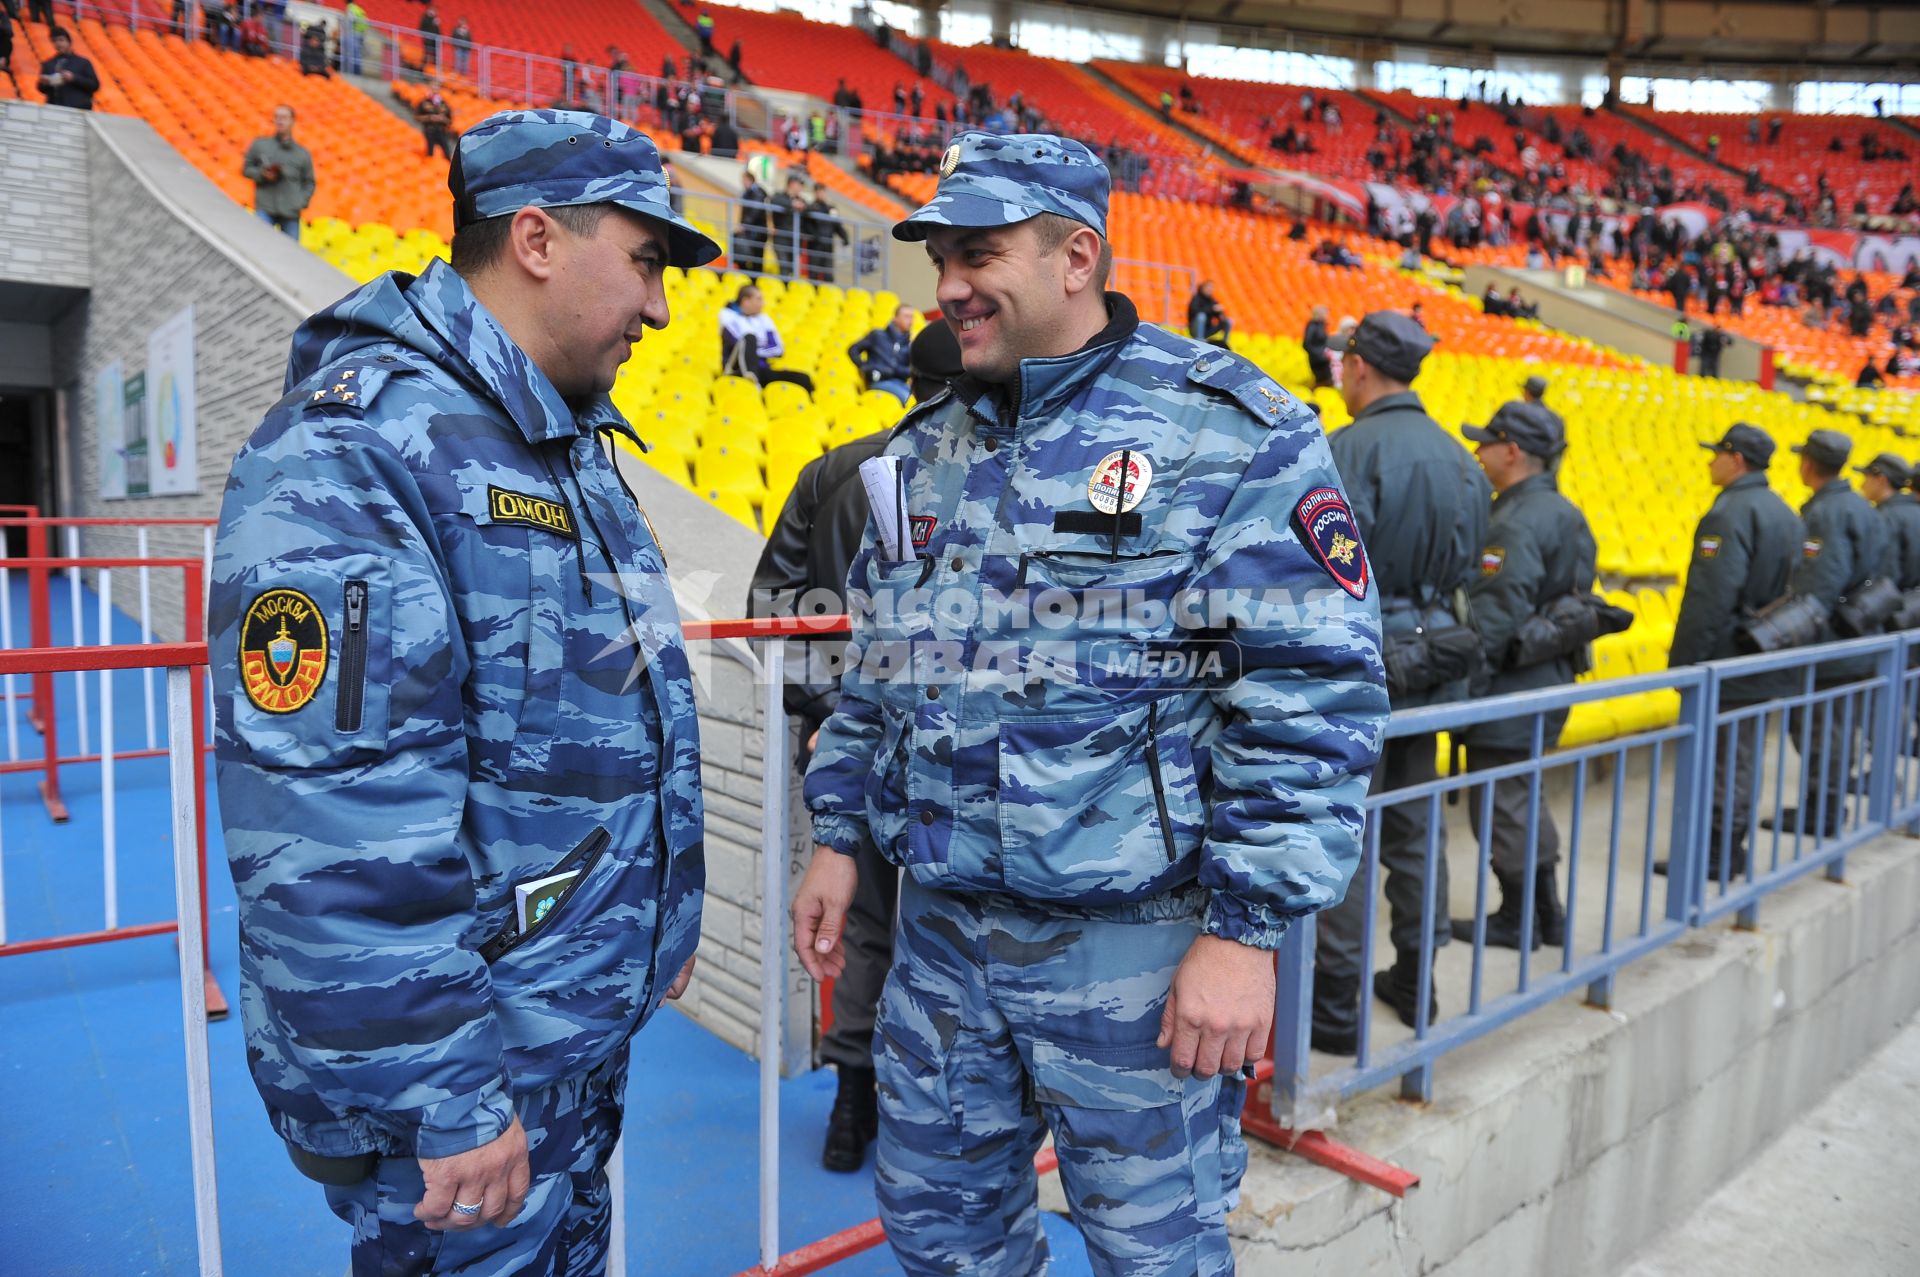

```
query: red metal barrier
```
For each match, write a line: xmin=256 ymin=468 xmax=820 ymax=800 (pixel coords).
xmin=0 ymin=566 xmax=226 ymax=1019
xmin=0 ymin=517 xmax=217 ymax=821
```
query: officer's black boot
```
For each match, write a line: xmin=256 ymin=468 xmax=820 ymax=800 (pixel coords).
xmin=1535 ymin=870 xmax=1566 ymax=948
xmin=1372 ymin=953 xmax=1439 ymax=1029
xmin=1310 ymin=972 xmax=1362 ymax=1056
xmin=821 ymin=1065 xmax=877 ymax=1173
xmin=1760 ymin=806 xmax=1839 ymax=839
xmin=1447 ymin=872 xmax=1537 ymax=950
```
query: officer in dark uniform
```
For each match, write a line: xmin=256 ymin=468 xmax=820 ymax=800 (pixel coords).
xmin=1451 ymin=401 xmax=1595 ymax=949
xmin=1766 ymin=429 xmax=1890 ymax=838
xmin=1316 ymin=310 xmax=1492 ymax=1050
xmin=746 ymin=320 xmax=963 ymax=1174
xmin=1663 ymin=424 xmax=1801 ymax=877
xmin=1520 ymin=374 xmax=1562 ymax=431
xmin=1861 ymin=453 xmax=1920 ymax=588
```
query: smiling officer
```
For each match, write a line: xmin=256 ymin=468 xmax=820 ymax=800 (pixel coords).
xmin=211 ymin=110 xmax=714 ymax=1276
xmin=789 ymin=131 xmax=1387 ymax=1275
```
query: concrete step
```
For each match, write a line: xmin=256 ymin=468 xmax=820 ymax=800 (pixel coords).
xmin=1616 ymin=1011 xmax=1920 ymax=1276
xmin=1079 ymin=63 xmax=1265 ymax=170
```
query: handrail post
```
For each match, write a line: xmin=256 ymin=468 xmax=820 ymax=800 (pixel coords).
xmin=26 ymin=520 xmax=66 ymax=820
xmin=1853 ymin=636 xmax=1901 ymax=883
xmin=1269 ymin=915 xmax=1314 ymax=1128
xmin=1665 ymin=670 xmax=1713 ymax=926
xmin=167 ymin=664 xmax=224 ymax=1277
xmin=758 ymin=636 xmax=788 ymax=1271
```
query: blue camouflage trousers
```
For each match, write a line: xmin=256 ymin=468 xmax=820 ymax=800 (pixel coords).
xmin=323 ymin=1049 xmax=629 ymax=1277
xmin=875 ymin=878 xmax=1248 ymax=1276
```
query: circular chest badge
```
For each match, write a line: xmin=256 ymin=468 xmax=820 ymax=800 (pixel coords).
xmin=940 ymin=143 xmax=962 ymax=179
xmin=1088 ymin=450 xmax=1153 ymax=515
xmin=240 ymin=587 xmax=328 ymax=714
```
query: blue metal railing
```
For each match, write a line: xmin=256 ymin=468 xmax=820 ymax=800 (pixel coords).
xmin=1271 ymin=631 xmax=1920 ymax=1125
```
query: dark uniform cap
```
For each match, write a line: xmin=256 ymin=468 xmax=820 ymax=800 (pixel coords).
xmin=1462 ymin=400 xmax=1565 ymax=457
xmin=1700 ymin=422 xmax=1775 ymax=468
xmin=909 ymin=316 xmax=963 ymax=383
xmin=1855 ymin=451 xmax=1910 ymax=485
xmin=1523 ymin=374 xmax=1549 ymax=398
xmin=893 ymin=131 xmax=1109 ymax=243
xmin=1791 ymin=428 xmax=1853 ymax=470
xmin=1343 ymin=310 xmax=1435 ymax=383
xmin=449 ymin=109 xmax=722 ymax=268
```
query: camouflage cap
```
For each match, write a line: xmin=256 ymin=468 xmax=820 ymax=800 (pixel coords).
xmin=450 ymin=109 xmax=721 ymax=268
xmin=893 ymin=131 xmax=1109 ymax=243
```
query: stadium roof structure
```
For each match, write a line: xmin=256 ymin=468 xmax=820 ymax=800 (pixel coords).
xmin=1077 ymin=0 xmax=1920 ymax=68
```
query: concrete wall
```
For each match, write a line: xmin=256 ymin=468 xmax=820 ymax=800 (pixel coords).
xmin=1464 ymin=263 xmax=1772 ymax=384
xmin=1226 ymin=835 xmax=1920 ymax=1274
xmin=22 ymin=99 xmax=809 ymax=1063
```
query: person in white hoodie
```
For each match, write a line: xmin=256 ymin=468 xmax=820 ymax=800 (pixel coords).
xmin=719 ymin=284 xmax=814 ymax=392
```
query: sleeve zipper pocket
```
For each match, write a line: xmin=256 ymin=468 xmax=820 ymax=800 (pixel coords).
xmin=479 ymin=826 xmax=614 ymax=963
xmin=336 ymin=579 xmax=369 ymax=733
xmin=1144 ymin=702 xmax=1177 ymax=862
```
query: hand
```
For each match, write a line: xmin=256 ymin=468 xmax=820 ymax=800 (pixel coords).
xmin=1157 ymin=934 xmax=1275 ymax=1081
xmin=664 ymin=954 xmax=696 ymax=1000
xmin=414 ymin=1115 xmax=530 ymax=1231
xmin=807 ymin=729 xmax=820 ymax=752
xmin=791 ymin=845 xmax=858 ymax=982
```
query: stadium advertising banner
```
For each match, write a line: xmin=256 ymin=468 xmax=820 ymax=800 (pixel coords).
xmin=145 ymin=306 xmax=199 ymax=496
xmin=95 ymin=361 xmax=127 ymax=502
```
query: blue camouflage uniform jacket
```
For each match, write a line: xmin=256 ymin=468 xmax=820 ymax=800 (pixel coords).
xmin=803 ymin=296 xmax=1388 ymax=948
xmin=212 ymin=260 xmax=704 ymax=1161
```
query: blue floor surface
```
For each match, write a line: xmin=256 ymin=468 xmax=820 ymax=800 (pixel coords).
xmin=0 ymin=574 xmax=1094 ymax=1276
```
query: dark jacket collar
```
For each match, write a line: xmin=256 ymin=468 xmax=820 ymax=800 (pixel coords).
xmin=1350 ymin=390 xmax=1426 ymax=422
xmin=951 ymin=292 xmax=1139 ymax=429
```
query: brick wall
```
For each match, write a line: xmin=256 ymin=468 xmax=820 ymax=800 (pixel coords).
xmin=0 ymin=102 xmax=93 ymax=290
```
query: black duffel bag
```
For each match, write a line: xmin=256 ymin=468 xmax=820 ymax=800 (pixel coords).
xmin=1832 ymin=577 xmax=1902 ymax=638
xmin=1383 ymin=622 xmax=1484 ymax=700
xmin=1734 ymin=593 xmax=1829 ymax=654
xmin=1506 ymin=591 xmax=1634 ymax=672
xmin=1888 ymin=586 xmax=1920 ymax=633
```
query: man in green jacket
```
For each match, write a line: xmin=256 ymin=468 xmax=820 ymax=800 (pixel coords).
xmin=242 ymin=105 xmax=316 ymax=240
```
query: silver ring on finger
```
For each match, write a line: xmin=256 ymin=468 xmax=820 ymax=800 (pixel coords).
xmin=452 ymin=1200 xmax=483 ymax=1216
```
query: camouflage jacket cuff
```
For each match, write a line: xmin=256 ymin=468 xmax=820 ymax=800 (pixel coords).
xmin=1203 ymin=895 xmax=1292 ymax=951
xmin=409 ymin=1078 xmax=517 ymax=1159
xmin=807 ymin=812 xmax=866 ymax=855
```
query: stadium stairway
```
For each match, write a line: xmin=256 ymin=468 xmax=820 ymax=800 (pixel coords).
xmin=634 ymin=0 xmax=717 ymax=72
xmin=1078 ymin=62 xmax=1267 ymax=170
xmin=1606 ymin=99 xmax=1783 ymax=196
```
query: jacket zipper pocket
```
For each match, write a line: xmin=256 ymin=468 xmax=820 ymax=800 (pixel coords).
xmin=336 ymin=579 xmax=368 ymax=733
xmin=1144 ymin=702 xmax=1177 ymax=862
xmin=479 ymin=826 xmax=614 ymax=963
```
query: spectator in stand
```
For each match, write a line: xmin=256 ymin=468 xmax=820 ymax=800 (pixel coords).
xmin=242 ymin=104 xmax=315 ymax=239
xmin=340 ymin=0 xmax=368 ymax=75
xmin=38 ymin=29 xmax=99 ymax=112
xmin=298 ymin=21 xmax=329 ymax=75
xmin=732 ymin=166 xmax=771 ymax=272
xmin=770 ymin=173 xmax=809 ymax=278
xmin=419 ymin=6 xmax=440 ymax=72
xmin=414 ymin=85 xmax=455 ymax=160
xmin=1303 ymin=304 xmax=1333 ymax=387
xmin=1483 ymin=283 xmax=1508 ymax=317
xmin=709 ymin=115 xmax=739 ymax=158
xmin=695 ymin=9 xmax=715 ymax=57
xmin=1698 ymin=325 xmax=1729 ymax=379
xmin=450 ymin=17 xmax=471 ymax=77
xmin=846 ymin=304 xmax=916 ymax=401
xmin=1857 ymin=358 xmax=1887 ymax=389
xmin=802 ymin=182 xmax=849 ymax=284
xmin=720 ymin=284 xmax=813 ymax=392
xmin=0 ymin=17 xmax=12 ymax=77
xmin=1187 ymin=280 xmax=1231 ymax=347
xmin=26 ymin=0 xmax=51 ymax=27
